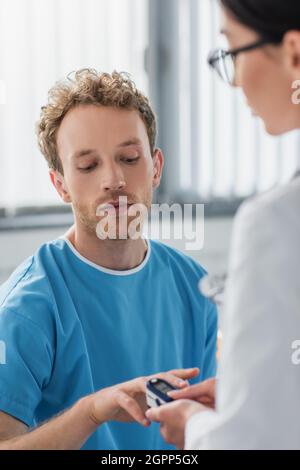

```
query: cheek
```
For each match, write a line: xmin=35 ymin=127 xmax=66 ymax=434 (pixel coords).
xmin=64 ymin=170 xmax=99 ymax=203
xmin=126 ymin=162 xmax=153 ymax=187
xmin=237 ymin=54 xmax=265 ymax=104
xmin=237 ymin=54 xmax=292 ymax=131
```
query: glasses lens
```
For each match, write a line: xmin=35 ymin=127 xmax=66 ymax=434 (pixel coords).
xmin=223 ymin=54 xmax=235 ymax=85
xmin=208 ymin=49 xmax=236 ymax=85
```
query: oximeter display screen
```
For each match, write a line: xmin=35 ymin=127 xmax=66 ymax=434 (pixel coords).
xmin=155 ymin=381 xmax=174 ymax=393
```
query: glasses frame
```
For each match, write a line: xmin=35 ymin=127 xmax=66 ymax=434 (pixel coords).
xmin=207 ymin=39 xmax=274 ymax=85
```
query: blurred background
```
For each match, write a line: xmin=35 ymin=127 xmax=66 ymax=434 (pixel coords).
xmin=0 ymin=0 xmax=299 ymax=284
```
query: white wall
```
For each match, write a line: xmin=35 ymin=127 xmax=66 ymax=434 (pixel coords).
xmin=0 ymin=217 xmax=234 ymax=285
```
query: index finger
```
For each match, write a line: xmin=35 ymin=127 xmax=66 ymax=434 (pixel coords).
xmin=167 ymin=367 xmax=200 ymax=380
xmin=154 ymin=372 xmax=189 ymax=389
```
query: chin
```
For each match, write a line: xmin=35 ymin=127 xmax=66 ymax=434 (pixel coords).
xmin=262 ymin=113 xmax=300 ymax=137
xmin=264 ymin=122 xmax=299 ymax=137
xmin=262 ymin=117 xmax=288 ymax=136
xmin=264 ymin=125 xmax=282 ymax=136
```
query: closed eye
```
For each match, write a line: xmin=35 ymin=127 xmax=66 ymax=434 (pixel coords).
xmin=78 ymin=163 xmax=98 ymax=173
xmin=121 ymin=157 xmax=140 ymax=165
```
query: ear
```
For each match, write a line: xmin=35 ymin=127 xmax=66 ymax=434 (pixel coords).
xmin=49 ymin=170 xmax=72 ymax=203
xmin=282 ymin=31 xmax=300 ymax=77
xmin=152 ymin=148 xmax=164 ymax=189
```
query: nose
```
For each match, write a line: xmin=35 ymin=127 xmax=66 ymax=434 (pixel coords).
xmin=101 ymin=162 xmax=126 ymax=192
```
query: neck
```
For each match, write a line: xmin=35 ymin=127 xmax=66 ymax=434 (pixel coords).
xmin=64 ymin=224 xmax=148 ymax=271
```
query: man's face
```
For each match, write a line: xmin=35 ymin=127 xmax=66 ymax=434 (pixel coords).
xmin=53 ymin=104 xmax=163 ymax=238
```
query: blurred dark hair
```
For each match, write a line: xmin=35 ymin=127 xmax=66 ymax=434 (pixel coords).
xmin=220 ymin=0 xmax=300 ymax=43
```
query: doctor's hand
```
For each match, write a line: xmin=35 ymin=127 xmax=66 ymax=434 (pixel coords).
xmin=88 ymin=367 xmax=200 ymax=428
xmin=145 ymin=399 xmax=209 ymax=449
xmin=167 ymin=378 xmax=217 ymax=409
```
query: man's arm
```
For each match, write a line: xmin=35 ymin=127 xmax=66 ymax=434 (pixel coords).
xmin=0 ymin=396 xmax=97 ymax=450
xmin=0 ymin=368 xmax=199 ymax=450
xmin=0 ymin=411 xmax=28 ymax=441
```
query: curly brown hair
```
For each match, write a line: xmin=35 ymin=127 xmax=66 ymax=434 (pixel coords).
xmin=36 ymin=69 xmax=157 ymax=174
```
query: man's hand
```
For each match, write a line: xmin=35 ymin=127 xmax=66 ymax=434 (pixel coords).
xmin=89 ymin=368 xmax=200 ymax=427
xmin=145 ymin=399 xmax=209 ymax=449
xmin=0 ymin=367 xmax=199 ymax=451
xmin=167 ymin=378 xmax=216 ymax=409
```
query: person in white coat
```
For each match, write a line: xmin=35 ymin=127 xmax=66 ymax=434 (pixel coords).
xmin=146 ymin=0 xmax=300 ymax=450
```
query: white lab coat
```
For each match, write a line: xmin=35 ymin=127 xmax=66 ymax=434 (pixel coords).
xmin=185 ymin=176 xmax=300 ymax=450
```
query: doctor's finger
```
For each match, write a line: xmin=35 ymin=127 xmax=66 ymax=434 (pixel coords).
xmin=145 ymin=406 xmax=164 ymax=423
xmin=168 ymin=379 xmax=214 ymax=399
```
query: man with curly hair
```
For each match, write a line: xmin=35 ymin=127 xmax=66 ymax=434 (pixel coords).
xmin=0 ymin=70 xmax=217 ymax=450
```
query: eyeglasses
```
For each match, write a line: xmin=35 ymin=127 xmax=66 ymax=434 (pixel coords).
xmin=207 ymin=39 xmax=272 ymax=86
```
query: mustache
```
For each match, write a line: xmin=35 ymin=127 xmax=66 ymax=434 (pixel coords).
xmin=94 ymin=192 xmax=139 ymax=207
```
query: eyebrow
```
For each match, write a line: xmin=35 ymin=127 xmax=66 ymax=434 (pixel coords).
xmin=116 ymin=138 xmax=143 ymax=148
xmin=72 ymin=149 xmax=98 ymax=159
xmin=71 ymin=139 xmax=143 ymax=160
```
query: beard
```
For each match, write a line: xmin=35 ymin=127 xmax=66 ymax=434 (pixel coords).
xmin=72 ymin=189 xmax=152 ymax=240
